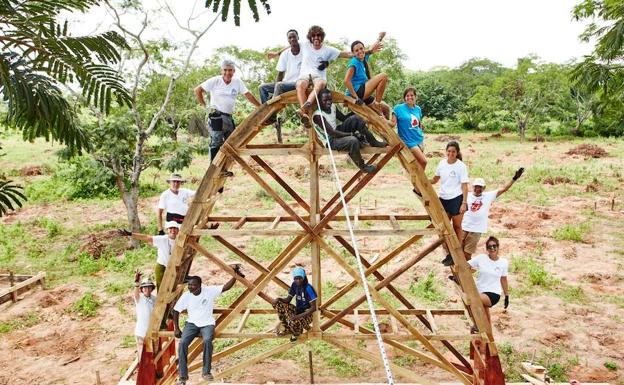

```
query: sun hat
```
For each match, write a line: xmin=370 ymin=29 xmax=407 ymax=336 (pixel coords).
xmin=140 ymin=278 xmax=156 ymax=288
xmin=166 ymin=173 xmax=186 ymax=182
xmin=473 ymin=178 xmax=486 ymax=187
xmin=165 ymin=221 xmax=181 ymax=229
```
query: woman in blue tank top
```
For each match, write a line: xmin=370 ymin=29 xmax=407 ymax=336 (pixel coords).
xmin=344 ymin=33 xmax=390 ymax=119
xmin=391 ymin=87 xmax=427 ymax=169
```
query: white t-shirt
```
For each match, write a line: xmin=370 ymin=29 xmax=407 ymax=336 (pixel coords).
xmin=462 ymin=190 xmax=498 ymax=233
xmin=135 ymin=294 xmax=156 ymax=338
xmin=277 ymin=49 xmax=302 ymax=83
xmin=468 ymin=254 xmax=508 ymax=295
xmin=299 ymin=40 xmax=340 ymax=81
xmin=158 ymin=188 xmax=195 ymax=216
xmin=435 ymin=159 xmax=469 ymax=199
xmin=152 ymin=235 xmax=175 ymax=266
xmin=200 ymin=76 xmax=249 ymax=114
xmin=173 ymin=285 xmax=223 ymax=327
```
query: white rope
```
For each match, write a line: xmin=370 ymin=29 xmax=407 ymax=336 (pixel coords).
xmin=311 ymin=90 xmax=395 ymax=385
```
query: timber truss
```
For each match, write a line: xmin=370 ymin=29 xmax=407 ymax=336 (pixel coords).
xmin=130 ymin=91 xmax=505 ymax=385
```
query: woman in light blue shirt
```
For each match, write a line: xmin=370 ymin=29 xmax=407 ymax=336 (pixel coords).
xmin=391 ymin=87 xmax=427 ymax=169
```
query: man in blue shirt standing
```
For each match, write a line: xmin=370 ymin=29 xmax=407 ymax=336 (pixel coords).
xmin=272 ymin=267 xmax=317 ymax=341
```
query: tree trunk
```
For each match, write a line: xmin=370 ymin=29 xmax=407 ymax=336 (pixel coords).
xmin=518 ymin=121 xmax=526 ymax=141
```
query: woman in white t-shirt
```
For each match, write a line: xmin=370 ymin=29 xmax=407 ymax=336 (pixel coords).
xmin=467 ymin=236 xmax=509 ymax=327
xmin=431 ymin=141 xmax=469 ymax=265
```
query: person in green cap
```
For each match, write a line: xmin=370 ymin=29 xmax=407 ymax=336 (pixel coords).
xmin=271 ymin=266 xmax=317 ymax=341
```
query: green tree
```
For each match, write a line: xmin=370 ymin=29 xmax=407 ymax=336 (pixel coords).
xmin=571 ymin=0 xmax=624 ymax=136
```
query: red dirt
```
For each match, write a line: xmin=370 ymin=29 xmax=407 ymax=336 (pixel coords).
xmin=543 ymin=176 xmax=573 ymax=185
xmin=566 ymin=144 xmax=609 ymax=158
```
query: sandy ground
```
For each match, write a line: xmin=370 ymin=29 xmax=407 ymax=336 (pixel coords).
xmin=1 ymin=137 xmax=623 ymax=385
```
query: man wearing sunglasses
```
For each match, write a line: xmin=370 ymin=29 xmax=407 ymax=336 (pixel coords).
xmin=453 ymin=168 xmax=524 ymax=264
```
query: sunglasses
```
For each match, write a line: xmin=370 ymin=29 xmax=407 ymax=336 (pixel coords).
xmin=312 ymin=33 xmax=323 ymax=38
xmin=486 ymin=244 xmax=498 ymax=250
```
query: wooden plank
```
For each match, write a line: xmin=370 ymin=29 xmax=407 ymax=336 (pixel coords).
xmin=236 ymin=309 xmax=252 ymax=333
xmin=389 ymin=215 xmax=400 ymax=231
xmin=322 ymin=228 xmax=438 ymax=236
xmin=204 ymin=214 xmax=430 ymax=222
xmin=0 ymin=271 xmax=46 ymax=305
xmin=233 ymin=216 xmax=247 ymax=230
xmin=192 ymin=228 xmax=436 ymax=237
xmin=426 ymin=309 xmax=439 ymax=335
xmin=390 ymin=316 xmax=399 ymax=334
xmin=269 ymin=216 xmax=281 ymax=229
xmin=120 ymin=357 xmax=139 ymax=381
xmin=354 ymin=309 xmax=359 ymax=334
xmin=207 ymin=308 xmax=465 ymax=315
xmin=309 ymin=121 xmax=322 ymax=332
xmin=192 ymin=229 xmax=306 ymax=236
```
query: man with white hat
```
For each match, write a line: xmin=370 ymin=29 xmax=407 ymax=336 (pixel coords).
xmin=458 ymin=168 xmax=524 ymax=262
xmin=157 ymin=173 xmax=195 ymax=235
xmin=133 ymin=270 xmax=156 ymax=360
xmin=118 ymin=220 xmax=181 ymax=289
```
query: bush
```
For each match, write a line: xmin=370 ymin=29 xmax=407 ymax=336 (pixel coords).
xmin=73 ymin=292 xmax=100 ymax=318
xmin=553 ymin=223 xmax=590 ymax=242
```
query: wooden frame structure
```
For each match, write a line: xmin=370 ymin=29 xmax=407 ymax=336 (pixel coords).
xmin=131 ymin=91 xmax=505 ymax=385
xmin=0 ymin=271 xmax=45 ymax=305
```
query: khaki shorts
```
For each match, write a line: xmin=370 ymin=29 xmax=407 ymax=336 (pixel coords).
xmin=462 ymin=230 xmax=482 ymax=254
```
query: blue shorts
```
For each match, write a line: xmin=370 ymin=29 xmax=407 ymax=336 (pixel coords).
xmin=440 ymin=194 xmax=463 ymax=216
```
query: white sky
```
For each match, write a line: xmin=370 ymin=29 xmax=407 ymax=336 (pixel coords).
xmin=76 ymin=0 xmax=592 ymax=71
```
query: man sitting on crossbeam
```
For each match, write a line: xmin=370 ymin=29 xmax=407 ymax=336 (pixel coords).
xmin=312 ymin=89 xmax=387 ymax=174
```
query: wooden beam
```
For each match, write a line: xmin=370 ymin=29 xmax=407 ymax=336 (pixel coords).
xmin=205 ymin=214 xmax=430 ymax=222
xmin=322 ymin=228 xmax=438 ymax=236
xmin=192 ymin=229 xmax=306 ymax=236
xmin=233 ymin=216 xmax=247 ymax=229
xmin=269 ymin=216 xmax=281 ymax=229
xmin=0 ymin=271 xmax=45 ymax=305
xmin=426 ymin=309 xmax=439 ymax=335
xmin=389 ymin=215 xmax=400 ymax=231
xmin=235 ymin=309 xmax=252 ymax=333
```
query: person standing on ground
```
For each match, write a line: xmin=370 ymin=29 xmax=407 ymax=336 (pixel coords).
xmin=459 ymin=169 xmax=524 ymax=262
xmin=157 ymin=173 xmax=195 ymax=235
xmin=312 ymin=89 xmax=387 ymax=174
xmin=133 ymin=271 xmax=156 ymax=360
xmin=271 ymin=267 xmax=318 ymax=342
xmin=295 ymin=25 xmax=382 ymax=127
xmin=118 ymin=221 xmax=180 ymax=289
xmin=391 ymin=87 xmax=427 ymax=169
xmin=468 ymin=236 xmax=509 ymax=328
xmin=431 ymin=141 xmax=469 ymax=266
xmin=173 ymin=269 xmax=244 ymax=384
xmin=344 ymin=33 xmax=390 ymax=118
xmin=194 ymin=59 xmax=261 ymax=173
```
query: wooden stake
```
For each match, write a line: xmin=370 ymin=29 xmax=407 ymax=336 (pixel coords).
xmin=308 ymin=350 xmax=315 ymax=384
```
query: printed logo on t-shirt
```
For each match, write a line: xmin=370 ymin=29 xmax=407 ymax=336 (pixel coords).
xmin=470 ymin=198 xmax=483 ymax=212
xmin=410 ymin=114 xmax=420 ymax=128
xmin=230 ymin=89 xmax=238 ymax=96
xmin=494 ymin=266 xmax=502 ymax=273
xmin=201 ymin=298 xmax=208 ymax=306
xmin=449 ymin=170 xmax=457 ymax=178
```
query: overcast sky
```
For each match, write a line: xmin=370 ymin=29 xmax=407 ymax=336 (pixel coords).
xmin=77 ymin=0 xmax=592 ymax=71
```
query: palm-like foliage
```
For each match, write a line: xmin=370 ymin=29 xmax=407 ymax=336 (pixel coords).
xmin=205 ymin=0 xmax=271 ymax=26
xmin=0 ymin=179 xmax=26 ymax=217
xmin=571 ymin=0 xmax=624 ymax=95
xmin=0 ymin=0 xmax=131 ymax=152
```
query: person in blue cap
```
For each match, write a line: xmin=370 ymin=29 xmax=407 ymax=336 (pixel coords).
xmin=271 ymin=266 xmax=317 ymax=341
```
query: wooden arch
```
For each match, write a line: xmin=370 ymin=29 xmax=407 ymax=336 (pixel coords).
xmin=128 ymin=91 xmax=506 ymax=385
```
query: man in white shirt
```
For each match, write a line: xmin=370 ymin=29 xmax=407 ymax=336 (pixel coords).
xmin=118 ymin=221 xmax=181 ymax=289
xmin=259 ymin=29 xmax=301 ymax=104
xmin=157 ymin=173 xmax=195 ymax=235
xmin=133 ymin=271 xmax=156 ymax=360
xmin=460 ymin=168 xmax=524 ymax=261
xmin=194 ymin=60 xmax=261 ymax=168
xmin=173 ymin=270 xmax=244 ymax=384
xmin=295 ymin=25 xmax=381 ymax=127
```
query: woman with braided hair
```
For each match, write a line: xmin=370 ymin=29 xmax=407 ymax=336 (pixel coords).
xmin=271 ymin=267 xmax=317 ymax=341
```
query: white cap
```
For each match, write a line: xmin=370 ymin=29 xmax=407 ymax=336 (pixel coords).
xmin=165 ymin=221 xmax=181 ymax=229
xmin=473 ymin=178 xmax=486 ymax=187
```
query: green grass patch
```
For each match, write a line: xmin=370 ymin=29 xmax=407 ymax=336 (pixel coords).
xmin=120 ymin=335 xmax=135 ymax=348
xmin=409 ymin=271 xmax=446 ymax=304
xmin=73 ymin=292 xmax=100 ymax=318
xmin=553 ymin=223 xmax=591 ymax=242
xmin=604 ymin=361 xmax=618 ymax=371
xmin=250 ymin=237 xmax=284 ymax=261
xmin=0 ymin=313 xmax=40 ymax=334
xmin=556 ymin=285 xmax=589 ymax=304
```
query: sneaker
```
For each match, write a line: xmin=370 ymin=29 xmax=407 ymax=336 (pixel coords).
xmin=176 ymin=379 xmax=187 ymax=385
xmin=448 ymin=275 xmax=459 ymax=284
xmin=290 ymin=334 xmax=298 ymax=342
xmin=470 ymin=325 xmax=478 ymax=334
xmin=202 ymin=373 xmax=214 ymax=381
xmin=217 ymin=187 xmax=224 ymax=194
xmin=441 ymin=254 xmax=454 ymax=266
xmin=370 ymin=139 xmax=388 ymax=148
xmin=220 ymin=170 xmax=234 ymax=177
xmin=360 ymin=164 xmax=377 ymax=174
xmin=412 ymin=188 xmax=422 ymax=198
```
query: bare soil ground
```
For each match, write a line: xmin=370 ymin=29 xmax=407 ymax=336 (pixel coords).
xmin=1 ymin=134 xmax=623 ymax=385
